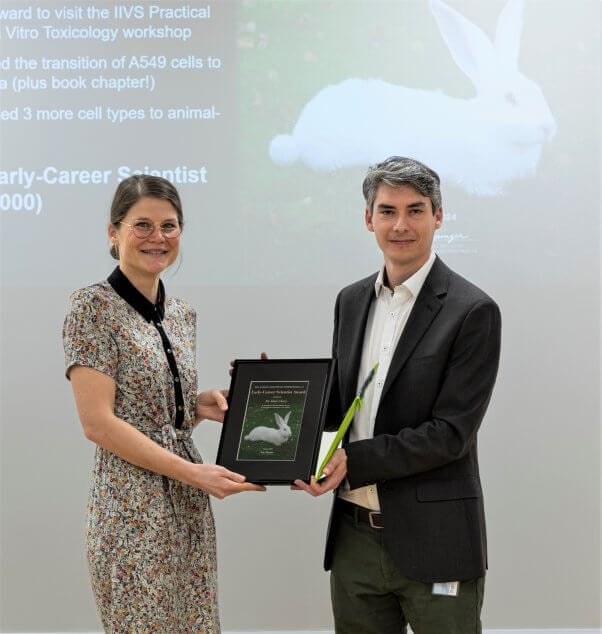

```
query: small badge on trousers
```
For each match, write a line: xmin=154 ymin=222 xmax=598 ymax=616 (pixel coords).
xmin=432 ymin=581 xmax=460 ymax=596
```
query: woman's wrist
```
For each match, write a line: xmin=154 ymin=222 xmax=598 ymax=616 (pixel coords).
xmin=171 ymin=453 xmax=201 ymax=487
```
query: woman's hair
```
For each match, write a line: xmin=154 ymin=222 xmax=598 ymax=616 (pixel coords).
xmin=109 ymin=174 xmax=184 ymax=260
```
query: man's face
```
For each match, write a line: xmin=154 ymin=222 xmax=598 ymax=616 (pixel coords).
xmin=365 ymin=183 xmax=442 ymax=280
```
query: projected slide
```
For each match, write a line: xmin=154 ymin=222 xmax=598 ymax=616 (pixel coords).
xmin=0 ymin=1 xmax=564 ymax=287
xmin=269 ymin=0 xmax=556 ymax=196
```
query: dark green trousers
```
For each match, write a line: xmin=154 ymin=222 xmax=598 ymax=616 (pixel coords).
xmin=330 ymin=510 xmax=484 ymax=634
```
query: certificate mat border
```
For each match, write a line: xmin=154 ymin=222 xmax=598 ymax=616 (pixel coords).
xmin=235 ymin=379 xmax=309 ymax=463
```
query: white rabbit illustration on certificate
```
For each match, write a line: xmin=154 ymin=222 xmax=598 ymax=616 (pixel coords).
xmin=268 ymin=0 xmax=556 ymax=196
xmin=237 ymin=381 xmax=308 ymax=462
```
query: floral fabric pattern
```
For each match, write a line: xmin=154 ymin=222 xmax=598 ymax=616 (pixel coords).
xmin=63 ymin=281 xmax=219 ymax=633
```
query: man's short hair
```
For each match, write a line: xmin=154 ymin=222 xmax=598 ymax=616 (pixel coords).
xmin=363 ymin=156 xmax=442 ymax=214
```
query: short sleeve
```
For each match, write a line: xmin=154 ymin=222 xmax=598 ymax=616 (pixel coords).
xmin=62 ymin=288 xmax=118 ymax=380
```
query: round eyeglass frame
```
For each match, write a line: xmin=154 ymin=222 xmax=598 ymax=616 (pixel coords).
xmin=119 ymin=221 xmax=182 ymax=239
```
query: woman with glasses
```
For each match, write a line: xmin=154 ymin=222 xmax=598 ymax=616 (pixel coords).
xmin=63 ymin=174 xmax=264 ymax=633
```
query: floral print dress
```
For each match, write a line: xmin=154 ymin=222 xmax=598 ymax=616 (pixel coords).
xmin=63 ymin=269 xmax=220 ymax=633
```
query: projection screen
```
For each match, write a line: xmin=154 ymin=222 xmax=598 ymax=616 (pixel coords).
xmin=0 ymin=1 xmax=599 ymax=631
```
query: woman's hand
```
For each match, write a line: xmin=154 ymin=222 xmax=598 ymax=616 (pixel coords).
xmin=195 ymin=389 xmax=228 ymax=423
xmin=189 ymin=464 xmax=265 ymax=499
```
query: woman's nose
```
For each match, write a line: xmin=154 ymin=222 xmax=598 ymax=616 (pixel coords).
xmin=148 ymin=225 xmax=166 ymax=240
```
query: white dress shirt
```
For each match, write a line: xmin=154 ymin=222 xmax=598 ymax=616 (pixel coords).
xmin=338 ymin=253 xmax=436 ymax=510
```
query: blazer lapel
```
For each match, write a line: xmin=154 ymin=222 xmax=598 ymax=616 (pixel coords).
xmin=380 ymin=258 xmax=449 ymax=402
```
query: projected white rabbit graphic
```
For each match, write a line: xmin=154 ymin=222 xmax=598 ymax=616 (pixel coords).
xmin=244 ymin=411 xmax=292 ymax=446
xmin=269 ymin=0 xmax=556 ymax=196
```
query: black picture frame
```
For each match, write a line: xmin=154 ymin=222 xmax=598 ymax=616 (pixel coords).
xmin=216 ymin=359 xmax=334 ymax=484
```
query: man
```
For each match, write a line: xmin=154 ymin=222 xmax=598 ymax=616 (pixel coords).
xmin=295 ymin=156 xmax=501 ymax=633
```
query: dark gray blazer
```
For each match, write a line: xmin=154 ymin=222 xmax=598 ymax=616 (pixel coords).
xmin=324 ymin=256 xmax=501 ymax=583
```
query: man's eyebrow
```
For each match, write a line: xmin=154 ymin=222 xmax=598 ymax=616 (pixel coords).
xmin=375 ymin=201 xmax=426 ymax=209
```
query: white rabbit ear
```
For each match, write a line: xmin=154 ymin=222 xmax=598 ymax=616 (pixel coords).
xmin=494 ymin=0 xmax=524 ymax=69
xmin=428 ymin=0 xmax=497 ymax=89
xmin=274 ymin=412 xmax=290 ymax=428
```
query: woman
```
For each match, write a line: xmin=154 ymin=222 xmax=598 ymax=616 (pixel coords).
xmin=63 ymin=175 xmax=264 ymax=632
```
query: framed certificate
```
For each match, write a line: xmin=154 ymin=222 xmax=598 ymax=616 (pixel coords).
xmin=216 ymin=358 xmax=334 ymax=484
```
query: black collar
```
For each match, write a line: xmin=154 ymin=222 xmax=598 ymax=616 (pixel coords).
xmin=107 ymin=266 xmax=165 ymax=322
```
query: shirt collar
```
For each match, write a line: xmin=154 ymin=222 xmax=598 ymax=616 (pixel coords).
xmin=107 ymin=266 xmax=165 ymax=322
xmin=374 ymin=252 xmax=437 ymax=299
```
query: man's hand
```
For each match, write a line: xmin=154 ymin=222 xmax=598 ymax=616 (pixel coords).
xmin=229 ymin=352 xmax=269 ymax=376
xmin=293 ymin=448 xmax=347 ymax=496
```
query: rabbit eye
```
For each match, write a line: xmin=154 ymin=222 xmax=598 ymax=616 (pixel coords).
xmin=505 ymin=92 xmax=518 ymax=106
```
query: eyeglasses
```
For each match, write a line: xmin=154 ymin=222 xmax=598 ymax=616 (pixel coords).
xmin=119 ymin=220 xmax=182 ymax=239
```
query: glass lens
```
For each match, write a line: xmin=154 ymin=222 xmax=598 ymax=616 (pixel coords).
xmin=161 ymin=225 xmax=181 ymax=238
xmin=131 ymin=223 xmax=151 ymax=238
